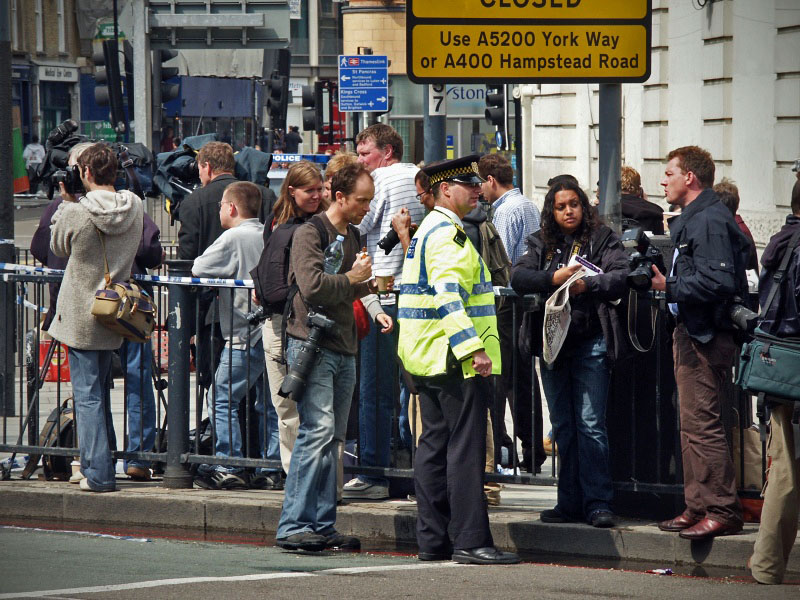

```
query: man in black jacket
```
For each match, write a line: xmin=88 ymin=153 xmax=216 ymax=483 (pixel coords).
xmin=176 ymin=142 xmax=275 ymax=389
xmin=651 ymin=146 xmax=750 ymax=540
xmin=749 ymin=180 xmax=800 ymax=585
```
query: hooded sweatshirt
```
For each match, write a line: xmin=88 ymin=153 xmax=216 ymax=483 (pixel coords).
xmin=48 ymin=189 xmax=143 ymax=350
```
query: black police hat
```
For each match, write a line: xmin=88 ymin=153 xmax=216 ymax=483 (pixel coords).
xmin=422 ymin=154 xmax=484 ymax=186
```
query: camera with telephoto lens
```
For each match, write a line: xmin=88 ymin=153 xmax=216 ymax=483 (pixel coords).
xmin=729 ymin=296 xmax=759 ymax=333
xmin=278 ymin=311 xmax=336 ymax=401
xmin=377 ymin=223 xmax=418 ymax=255
xmin=245 ymin=305 xmax=267 ymax=325
xmin=621 ymin=227 xmax=666 ymax=291
xmin=51 ymin=164 xmax=85 ymax=196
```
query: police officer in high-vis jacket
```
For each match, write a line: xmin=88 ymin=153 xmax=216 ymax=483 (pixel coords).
xmin=398 ymin=156 xmax=519 ymax=565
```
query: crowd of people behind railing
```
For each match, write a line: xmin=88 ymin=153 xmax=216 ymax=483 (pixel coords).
xmin=23 ymin=126 xmax=800 ymax=579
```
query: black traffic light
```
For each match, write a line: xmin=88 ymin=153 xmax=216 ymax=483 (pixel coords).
xmin=266 ymin=48 xmax=291 ymax=132
xmin=267 ymin=73 xmax=290 ymax=132
xmin=301 ymin=82 xmax=324 ymax=134
xmin=485 ymin=84 xmax=509 ymax=150
xmin=153 ymin=49 xmax=180 ymax=106
xmin=94 ymin=40 xmax=126 ymax=134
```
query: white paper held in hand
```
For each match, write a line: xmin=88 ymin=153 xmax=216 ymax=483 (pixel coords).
xmin=542 ymin=266 xmax=587 ymax=364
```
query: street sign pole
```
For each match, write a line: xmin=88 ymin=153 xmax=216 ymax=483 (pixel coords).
xmin=132 ymin=0 xmax=152 ymax=147
xmin=598 ymin=84 xmax=622 ymax=233
xmin=424 ymin=83 xmax=446 ymax=164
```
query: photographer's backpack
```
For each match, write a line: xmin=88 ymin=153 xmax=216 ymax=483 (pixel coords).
xmin=20 ymin=398 xmax=76 ymax=481
xmin=736 ymin=228 xmax=800 ymax=448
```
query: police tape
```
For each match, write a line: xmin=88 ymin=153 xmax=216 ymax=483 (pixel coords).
xmin=16 ymin=295 xmax=48 ymax=313
xmin=0 ymin=239 xmax=15 ymax=245
xmin=0 ymin=262 xmax=255 ymax=288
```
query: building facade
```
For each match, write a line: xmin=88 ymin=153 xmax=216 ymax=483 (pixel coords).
xmin=12 ymin=0 xmax=84 ymax=144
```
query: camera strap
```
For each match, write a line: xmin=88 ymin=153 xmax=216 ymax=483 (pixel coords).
xmin=626 ymin=288 xmax=659 ymax=353
xmin=118 ymin=148 xmax=144 ymax=200
xmin=759 ymin=228 xmax=800 ymax=320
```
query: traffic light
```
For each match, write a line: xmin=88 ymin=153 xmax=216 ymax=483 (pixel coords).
xmin=152 ymin=49 xmax=180 ymax=106
xmin=301 ymin=81 xmax=324 ymax=134
xmin=267 ymin=72 xmax=289 ymax=132
xmin=266 ymin=48 xmax=291 ymax=132
xmin=485 ymin=84 xmax=508 ymax=150
xmin=94 ymin=39 xmax=126 ymax=134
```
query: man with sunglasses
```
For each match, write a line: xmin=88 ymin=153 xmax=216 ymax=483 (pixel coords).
xmin=398 ymin=155 xmax=519 ymax=565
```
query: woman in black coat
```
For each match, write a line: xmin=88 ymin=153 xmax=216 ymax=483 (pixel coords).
xmin=511 ymin=180 xmax=628 ymax=528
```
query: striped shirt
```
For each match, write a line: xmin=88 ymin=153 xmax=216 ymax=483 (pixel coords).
xmin=359 ymin=162 xmax=425 ymax=293
xmin=491 ymin=187 xmax=541 ymax=265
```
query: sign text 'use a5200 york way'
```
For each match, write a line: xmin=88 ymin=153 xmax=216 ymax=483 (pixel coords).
xmin=406 ymin=0 xmax=652 ymax=84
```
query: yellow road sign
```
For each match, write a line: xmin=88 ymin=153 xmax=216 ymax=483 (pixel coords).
xmin=411 ymin=0 xmax=647 ymax=21
xmin=410 ymin=24 xmax=648 ymax=82
xmin=406 ymin=0 xmax=651 ymax=83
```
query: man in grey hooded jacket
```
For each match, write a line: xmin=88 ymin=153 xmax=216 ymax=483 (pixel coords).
xmin=49 ymin=143 xmax=143 ymax=492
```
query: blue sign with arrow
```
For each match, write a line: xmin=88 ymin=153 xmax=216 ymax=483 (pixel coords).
xmin=338 ymin=55 xmax=389 ymax=112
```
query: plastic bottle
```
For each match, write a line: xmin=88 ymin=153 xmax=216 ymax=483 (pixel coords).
xmin=323 ymin=234 xmax=345 ymax=274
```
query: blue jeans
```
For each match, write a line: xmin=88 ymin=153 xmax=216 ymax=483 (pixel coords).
xmin=277 ymin=339 xmax=356 ymax=539
xmin=68 ymin=348 xmax=117 ymax=491
xmin=357 ymin=303 xmax=411 ymax=486
xmin=540 ymin=335 xmax=613 ymax=521
xmin=205 ymin=341 xmax=265 ymax=474
xmin=255 ymin=381 xmax=281 ymax=474
xmin=119 ymin=340 xmax=156 ymax=469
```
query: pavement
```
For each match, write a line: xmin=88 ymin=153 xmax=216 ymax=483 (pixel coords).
xmin=1 ymin=474 xmax=797 ymax=577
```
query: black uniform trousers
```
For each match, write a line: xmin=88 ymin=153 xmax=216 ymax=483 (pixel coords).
xmin=413 ymin=371 xmax=493 ymax=554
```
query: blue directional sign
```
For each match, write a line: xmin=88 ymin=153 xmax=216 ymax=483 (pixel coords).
xmin=338 ymin=55 xmax=389 ymax=112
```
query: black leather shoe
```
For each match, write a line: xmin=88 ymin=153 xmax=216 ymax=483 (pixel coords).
xmin=418 ymin=551 xmax=452 ymax=561
xmin=276 ymin=532 xmax=326 ymax=552
xmin=452 ymin=547 xmax=520 ymax=565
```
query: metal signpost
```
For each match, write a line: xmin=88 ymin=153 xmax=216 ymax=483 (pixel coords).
xmin=337 ymin=55 xmax=389 ymax=113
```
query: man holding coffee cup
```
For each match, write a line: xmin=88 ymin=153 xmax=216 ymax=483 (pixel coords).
xmin=344 ymin=124 xmax=425 ymax=500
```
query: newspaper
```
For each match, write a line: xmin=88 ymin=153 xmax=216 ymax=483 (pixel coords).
xmin=541 ymin=256 xmax=604 ymax=364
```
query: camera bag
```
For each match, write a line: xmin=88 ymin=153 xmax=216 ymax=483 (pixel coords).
xmin=91 ymin=228 xmax=156 ymax=343
xmin=736 ymin=228 xmax=800 ymax=451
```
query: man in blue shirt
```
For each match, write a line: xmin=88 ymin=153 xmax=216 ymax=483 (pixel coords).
xmin=478 ymin=153 xmax=545 ymax=474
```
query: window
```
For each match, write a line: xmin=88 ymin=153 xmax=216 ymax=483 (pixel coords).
xmin=35 ymin=0 xmax=44 ymax=53
xmin=11 ymin=0 xmax=19 ymax=51
xmin=58 ymin=0 xmax=66 ymax=54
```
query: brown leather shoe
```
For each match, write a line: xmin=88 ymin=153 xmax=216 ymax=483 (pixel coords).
xmin=658 ymin=512 xmax=701 ymax=532
xmin=678 ymin=517 xmax=742 ymax=540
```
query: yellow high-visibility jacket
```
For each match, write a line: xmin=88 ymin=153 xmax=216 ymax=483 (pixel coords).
xmin=397 ymin=208 xmax=501 ymax=378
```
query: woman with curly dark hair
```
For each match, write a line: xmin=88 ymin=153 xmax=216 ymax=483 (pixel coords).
xmin=510 ymin=179 xmax=629 ymax=528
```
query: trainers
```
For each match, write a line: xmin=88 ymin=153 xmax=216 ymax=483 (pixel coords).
xmin=79 ymin=478 xmax=115 ymax=493
xmin=69 ymin=471 xmax=85 ymax=484
xmin=589 ymin=510 xmax=615 ymax=528
xmin=250 ymin=472 xmax=284 ymax=490
xmin=126 ymin=466 xmax=152 ymax=481
xmin=324 ymin=532 xmax=361 ymax=551
xmin=194 ymin=470 xmax=249 ymax=490
xmin=276 ymin=532 xmax=327 ymax=552
xmin=342 ymin=478 xmax=389 ymax=499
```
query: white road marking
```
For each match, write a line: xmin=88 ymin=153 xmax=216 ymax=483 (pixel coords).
xmin=0 ymin=562 xmax=463 ymax=598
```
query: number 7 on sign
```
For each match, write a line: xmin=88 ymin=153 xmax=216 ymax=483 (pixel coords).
xmin=428 ymin=83 xmax=447 ymax=116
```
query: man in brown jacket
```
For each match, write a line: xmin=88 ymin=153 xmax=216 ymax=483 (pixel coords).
xmin=275 ymin=162 xmax=385 ymax=552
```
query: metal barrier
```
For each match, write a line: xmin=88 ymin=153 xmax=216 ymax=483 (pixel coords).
xmin=0 ymin=259 xmax=765 ymax=520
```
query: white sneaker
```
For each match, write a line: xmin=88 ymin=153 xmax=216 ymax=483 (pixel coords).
xmin=79 ymin=478 xmax=114 ymax=493
xmin=342 ymin=478 xmax=389 ymax=499
xmin=69 ymin=471 xmax=85 ymax=484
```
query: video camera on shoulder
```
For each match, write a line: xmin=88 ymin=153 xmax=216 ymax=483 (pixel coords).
xmin=621 ymin=227 xmax=666 ymax=291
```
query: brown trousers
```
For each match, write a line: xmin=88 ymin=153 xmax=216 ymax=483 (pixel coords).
xmin=673 ymin=324 xmax=742 ymax=526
